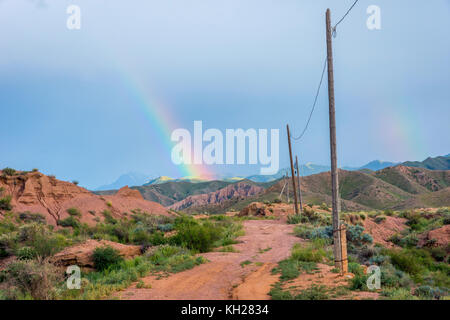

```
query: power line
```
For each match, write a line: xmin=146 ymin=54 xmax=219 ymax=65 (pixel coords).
xmin=292 ymin=57 xmax=327 ymax=141
xmin=291 ymin=0 xmax=360 ymax=141
xmin=333 ymin=0 xmax=360 ymax=36
xmin=291 ymin=58 xmax=327 ymax=141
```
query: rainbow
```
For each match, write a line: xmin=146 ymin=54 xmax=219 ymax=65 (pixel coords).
xmin=119 ymin=73 xmax=215 ymax=180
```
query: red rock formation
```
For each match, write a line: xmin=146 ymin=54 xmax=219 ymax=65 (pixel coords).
xmin=50 ymin=239 xmax=141 ymax=268
xmin=0 ymin=170 xmax=171 ymax=225
xmin=168 ymin=182 xmax=264 ymax=211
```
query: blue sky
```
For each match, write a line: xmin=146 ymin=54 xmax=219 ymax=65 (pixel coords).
xmin=0 ymin=0 xmax=449 ymax=189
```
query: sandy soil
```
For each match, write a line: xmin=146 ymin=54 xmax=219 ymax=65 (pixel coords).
xmin=115 ymin=219 xmax=302 ymax=300
xmin=364 ymin=216 xmax=407 ymax=247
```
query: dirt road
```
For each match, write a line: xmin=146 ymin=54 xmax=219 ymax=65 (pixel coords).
xmin=116 ymin=219 xmax=301 ymax=300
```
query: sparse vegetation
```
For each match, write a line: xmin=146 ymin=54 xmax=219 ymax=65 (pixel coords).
xmin=0 ymin=195 xmax=12 ymax=211
xmin=92 ymin=246 xmax=124 ymax=271
xmin=2 ymin=168 xmax=16 ymax=176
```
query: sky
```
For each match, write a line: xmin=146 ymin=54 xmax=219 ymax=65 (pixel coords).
xmin=0 ymin=0 xmax=449 ymax=190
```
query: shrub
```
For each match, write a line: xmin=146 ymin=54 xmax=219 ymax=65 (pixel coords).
xmin=269 ymin=283 xmax=294 ymax=300
xmin=92 ymin=246 xmax=124 ymax=271
xmin=17 ymin=246 xmax=38 ymax=260
xmin=309 ymin=226 xmax=333 ymax=240
xmin=18 ymin=212 xmax=46 ymax=224
xmin=427 ymin=247 xmax=446 ymax=262
xmin=414 ymin=286 xmax=448 ymax=299
xmin=66 ymin=207 xmax=81 ymax=217
xmin=3 ymin=260 xmax=62 ymax=300
xmin=374 ymin=216 xmax=386 ymax=224
xmin=72 ymin=180 xmax=79 ymax=185
xmin=17 ymin=224 xmax=69 ymax=258
xmin=272 ymin=199 xmax=282 ymax=204
xmin=157 ymin=223 xmax=174 ymax=232
xmin=350 ymin=273 xmax=369 ymax=290
xmin=171 ymin=220 xmax=223 ymax=253
xmin=385 ymin=248 xmax=433 ymax=280
xmin=381 ymin=288 xmax=417 ymax=300
xmin=380 ymin=263 xmax=413 ymax=289
xmin=291 ymin=242 xmax=326 ymax=263
xmin=102 ymin=210 xmax=117 ymax=224
xmin=0 ymin=195 xmax=12 ymax=211
xmin=2 ymin=168 xmax=16 ymax=176
xmin=58 ymin=216 xmax=80 ymax=229
xmin=287 ymin=214 xmax=302 ymax=224
xmin=383 ymin=209 xmax=394 ymax=216
xmin=346 ymin=225 xmax=373 ymax=246
xmin=0 ymin=233 xmax=16 ymax=258
xmin=295 ymin=285 xmax=329 ymax=300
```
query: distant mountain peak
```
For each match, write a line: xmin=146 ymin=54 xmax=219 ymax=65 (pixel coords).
xmin=95 ymin=172 xmax=152 ymax=191
xmin=359 ymin=160 xmax=398 ymax=171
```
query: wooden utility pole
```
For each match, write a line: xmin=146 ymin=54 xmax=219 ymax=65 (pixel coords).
xmin=286 ymin=125 xmax=299 ymax=214
xmin=295 ymin=156 xmax=303 ymax=214
xmin=326 ymin=9 xmax=344 ymax=271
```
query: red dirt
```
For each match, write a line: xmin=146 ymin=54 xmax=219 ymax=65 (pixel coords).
xmin=419 ymin=224 xmax=450 ymax=247
xmin=364 ymin=216 xmax=407 ymax=247
xmin=115 ymin=220 xmax=302 ymax=300
xmin=0 ymin=171 xmax=171 ymax=225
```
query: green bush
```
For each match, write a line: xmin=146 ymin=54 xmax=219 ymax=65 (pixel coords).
xmin=346 ymin=225 xmax=373 ymax=246
xmin=269 ymin=283 xmax=294 ymax=300
xmin=349 ymin=273 xmax=369 ymax=291
xmin=92 ymin=246 xmax=124 ymax=271
xmin=18 ymin=212 xmax=46 ymax=224
xmin=17 ymin=246 xmax=37 ymax=260
xmin=66 ymin=208 xmax=81 ymax=217
xmin=374 ymin=216 xmax=387 ymax=224
xmin=0 ymin=195 xmax=12 ymax=211
xmin=291 ymin=242 xmax=326 ymax=263
xmin=2 ymin=168 xmax=16 ymax=176
xmin=414 ymin=286 xmax=448 ymax=299
xmin=58 ymin=216 xmax=80 ymax=229
xmin=171 ymin=219 xmax=223 ymax=253
xmin=295 ymin=285 xmax=329 ymax=300
xmin=2 ymin=260 xmax=62 ymax=300
xmin=157 ymin=223 xmax=174 ymax=232
xmin=287 ymin=214 xmax=302 ymax=224
xmin=380 ymin=263 xmax=413 ymax=289
xmin=381 ymin=288 xmax=417 ymax=300
xmin=427 ymin=247 xmax=446 ymax=262
xmin=0 ymin=233 xmax=16 ymax=258
xmin=385 ymin=248 xmax=433 ymax=281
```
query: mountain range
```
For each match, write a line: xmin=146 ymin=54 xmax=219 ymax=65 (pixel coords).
xmin=93 ymin=154 xmax=450 ymax=191
xmin=160 ymin=165 xmax=450 ymax=214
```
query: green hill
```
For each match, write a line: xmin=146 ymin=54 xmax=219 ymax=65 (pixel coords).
xmin=402 ymin=154 xmax=450 ymax=170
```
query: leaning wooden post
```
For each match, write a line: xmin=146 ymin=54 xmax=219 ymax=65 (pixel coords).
xmin=339 ymin=224 xmax=348 ymax=274
xmin=286 ymin=125 xmax=299 ymax=214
